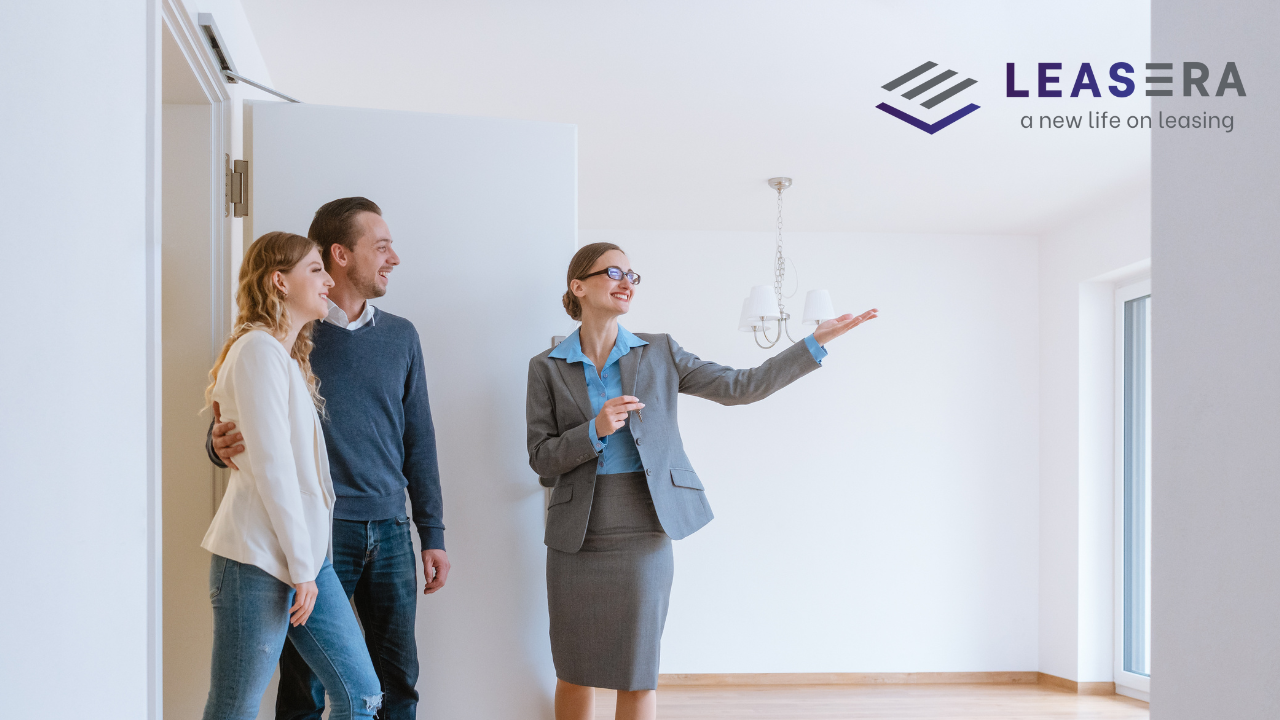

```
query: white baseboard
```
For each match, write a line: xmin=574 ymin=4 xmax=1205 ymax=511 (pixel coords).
xmin=1115 ymin=684 xmax=1150 ymax=703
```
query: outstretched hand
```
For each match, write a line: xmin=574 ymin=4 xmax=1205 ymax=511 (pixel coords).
xmin=812 ymin=308 xmax=878 ymax=346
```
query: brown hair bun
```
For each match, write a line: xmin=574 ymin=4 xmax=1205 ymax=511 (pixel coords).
xmin=563 ymin=242 xmax=623 ymax=321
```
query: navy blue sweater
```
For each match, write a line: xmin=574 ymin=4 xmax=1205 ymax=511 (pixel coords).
xmin=209 ymin=308 xmax=445 ymax=550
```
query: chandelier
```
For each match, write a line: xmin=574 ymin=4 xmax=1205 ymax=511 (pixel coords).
xmin=738 ymin=177 xmax=834 ymax=349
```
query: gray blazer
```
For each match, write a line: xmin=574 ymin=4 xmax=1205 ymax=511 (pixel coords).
xmin=526 ymin=333 xmax=821 ymax=553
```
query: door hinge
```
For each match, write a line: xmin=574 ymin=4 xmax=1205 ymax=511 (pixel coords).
xmin=225 ymin=154 xmax=249 ymax=218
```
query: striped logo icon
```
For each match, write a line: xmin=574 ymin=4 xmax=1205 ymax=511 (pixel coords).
xmin=877 ymin=62 xmax=980 ymax=134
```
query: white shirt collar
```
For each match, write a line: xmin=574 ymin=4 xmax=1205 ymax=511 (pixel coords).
xmin=324 ymin=299 xmax=377 ymax=330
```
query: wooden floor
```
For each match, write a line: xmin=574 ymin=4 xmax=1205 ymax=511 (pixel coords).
xmin=593 ymin=684 xmax=1149 ymax=719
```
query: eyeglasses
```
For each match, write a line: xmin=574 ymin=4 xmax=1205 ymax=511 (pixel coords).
xmin=578 ymin=266 xmax=641 ymax=285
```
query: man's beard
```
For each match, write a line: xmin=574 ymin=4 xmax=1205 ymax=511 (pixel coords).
xmin=351 ymin=259 xmax=387 ymax=298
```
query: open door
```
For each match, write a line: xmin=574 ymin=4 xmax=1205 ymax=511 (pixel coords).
xmin=247 ymin=102 xmax=576 ymax=717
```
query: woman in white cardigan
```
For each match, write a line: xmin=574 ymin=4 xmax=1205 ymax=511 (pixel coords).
xmin=200 ymin=231 xmax=382 ymax=720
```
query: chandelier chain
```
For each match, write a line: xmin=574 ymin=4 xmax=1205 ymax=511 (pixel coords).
xmin=774 ymin=187 xmax=786 ymax=317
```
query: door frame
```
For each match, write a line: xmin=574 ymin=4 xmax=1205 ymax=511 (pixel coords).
xmin=146 ymin=1 xmax=234 ymax=716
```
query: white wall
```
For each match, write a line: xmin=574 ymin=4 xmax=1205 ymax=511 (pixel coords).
xmin=1036 ymin=190 xmax=1151 ymax=683
xmin=0 ymin=2 xmax=151 ymax=716
xmin=1152 ymin=1 xmax=1280 ymax=717
xmin=583 ymin=229 xmax=1040 ymax=672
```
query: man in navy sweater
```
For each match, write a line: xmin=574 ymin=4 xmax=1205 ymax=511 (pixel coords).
xmin=208 ymin=197 xmax=447 ymax=720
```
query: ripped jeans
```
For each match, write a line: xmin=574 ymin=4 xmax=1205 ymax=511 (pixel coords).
xmin=202 ymin=556 xmax=382 ymax=720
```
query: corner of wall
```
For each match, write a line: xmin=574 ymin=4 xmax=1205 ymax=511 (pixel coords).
xmin=1037 ymin=190 xmax=1151 ymax=682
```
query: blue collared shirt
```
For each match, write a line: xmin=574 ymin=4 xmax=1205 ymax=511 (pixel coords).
xmin=550 ymin=326 xmax=828 ymax=474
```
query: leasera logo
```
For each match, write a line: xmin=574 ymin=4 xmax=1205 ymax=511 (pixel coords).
xmin=877 ymin=61 xmax=980 ymax=134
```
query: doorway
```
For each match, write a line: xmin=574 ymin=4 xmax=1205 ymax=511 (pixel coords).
xmin=158 ymin=9 xmax=231 ymax=718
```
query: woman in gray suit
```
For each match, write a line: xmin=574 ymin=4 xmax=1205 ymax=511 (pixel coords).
xmin=526 ymin=242 xmax=876 ymax=720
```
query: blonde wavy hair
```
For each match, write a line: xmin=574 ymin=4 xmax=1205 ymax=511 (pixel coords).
xmin=206 ymin=231 xmax=325 ymax=413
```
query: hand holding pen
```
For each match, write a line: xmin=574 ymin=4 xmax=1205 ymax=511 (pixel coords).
xmin=593 ymin=395 xmax=644 ymax=438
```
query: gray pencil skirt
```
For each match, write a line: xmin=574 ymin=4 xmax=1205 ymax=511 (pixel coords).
xmin=546 ymin=472 xmax=674 ymax=691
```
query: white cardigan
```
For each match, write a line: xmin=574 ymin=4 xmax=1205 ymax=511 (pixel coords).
xmin=202 ymin=330 xmax=335 ymax=586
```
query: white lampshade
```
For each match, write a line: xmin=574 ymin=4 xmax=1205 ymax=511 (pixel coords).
xmin=801 ymin=289 xmax=835 ymax=325
xmin=745 ymin=285 xmax=781 ymax=321
xmin=737 ymin=298 xmax=762 ymax=332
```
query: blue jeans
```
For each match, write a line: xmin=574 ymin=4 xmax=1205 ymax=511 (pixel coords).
xmin=202 ymin=556 xmax=382 ymax=720
xmin=276 ymin=516 xmax=420 ymax=720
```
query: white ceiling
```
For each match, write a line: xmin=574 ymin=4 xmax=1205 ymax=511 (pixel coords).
xmin=239 ymin=0 xmax=1151 ymax=234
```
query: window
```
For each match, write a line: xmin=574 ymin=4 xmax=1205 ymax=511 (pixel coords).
xmin=1115 ymin=278 xmax=1151 ymax=699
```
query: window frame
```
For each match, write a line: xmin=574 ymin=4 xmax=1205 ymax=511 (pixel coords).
xmin=1113 ymin=277 xmax=1152 ymax=701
